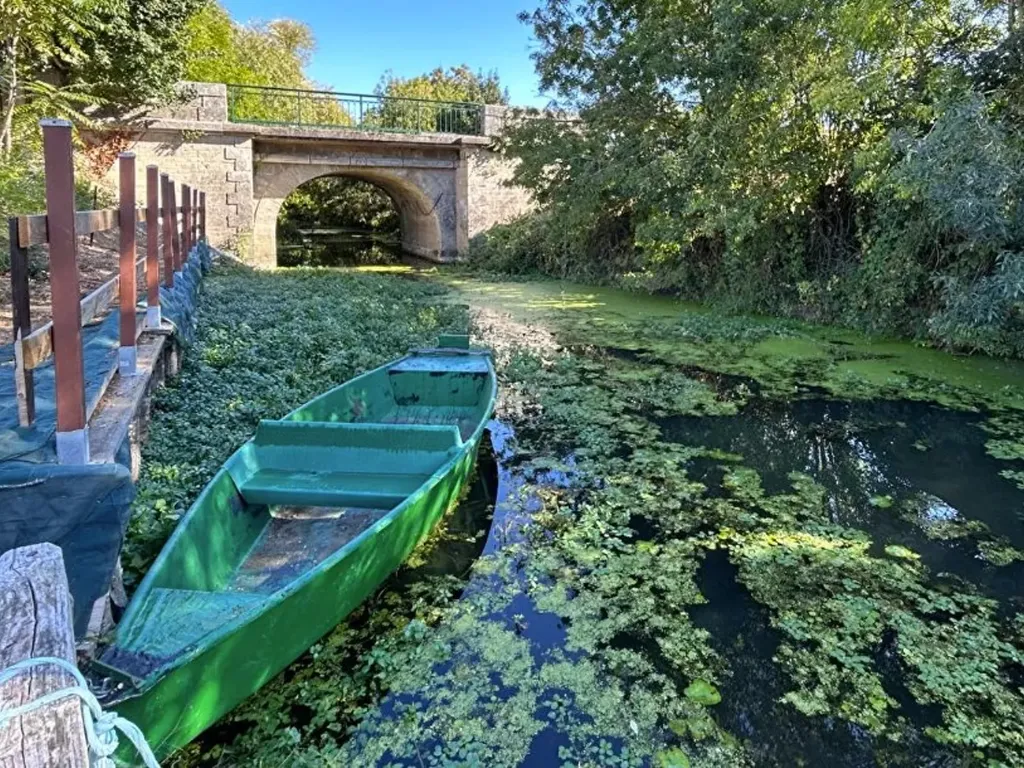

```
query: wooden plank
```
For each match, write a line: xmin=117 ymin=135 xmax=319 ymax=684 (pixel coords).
xmin=161 ymin=173 xmax=174 ymax=287
xmin=9 ymin=217 xmax=34 ymax=425
xmin=79 ymin=276 xmax=120 ymax=330
xmin=119 ymin=153 xmax=137 ymax=356
xmin=19 ymin=256 xmax=146 ymax=371
xmin=20 ymin=326 xmax=53 ymax=372
xmin=182 ymin=184 xmax=192 ymax=258
xmin=168 ymin=179 xmax=181 ymax=272
xmin=74 ymin=208 xmax=119 ymax=236
xmin=18 ymin=209 xmax=146 ymax=246
xmin=199 ymin=191 xmax=206 ymax=242
xmin=41 ymin=119 xmax=86 ymax=438
xmin=16 ymin=214 xmax=48 ymax=247
xmin=0 ymin=544 xmax=90 ymax=768
xmin=145 ymin=166 xmax=160 ymax=314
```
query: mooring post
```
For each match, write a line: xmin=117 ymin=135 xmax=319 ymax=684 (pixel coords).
xmin=0 ymin=545 xmax=90 ymax=766
xmin=145 ymin=165 xmax=161 ymax=327
xmin=168 ymin=178 xmax=182 ymax=274
xmin=41 ymin=119 xmax=88 ymax=464
xmin=160 ymin=173 xmax=174 ymax=287
xmin=8 ymin=216 xmax=34 ymax=426
xmin=181 ymin=183 xmax=192 ymax=259
xmin=118 ymin=153 xmax=138 ymax=376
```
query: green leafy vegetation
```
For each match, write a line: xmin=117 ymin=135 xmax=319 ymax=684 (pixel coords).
xmin=123 ymin=264 xmax=467 ymax=586
xmin=470 ymin=1 xmax=1024 ymax=357
xmin=125 ymin=266 xmax=1024 ymax=768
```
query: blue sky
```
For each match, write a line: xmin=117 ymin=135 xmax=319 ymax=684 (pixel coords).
xmin=219 ymin=0 xmax=549 ymax=107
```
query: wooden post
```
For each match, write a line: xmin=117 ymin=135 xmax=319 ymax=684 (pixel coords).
xmin=0 ymin=544 xmax=89 ymax=767
xmin=168 ymin=177 xmax=181 ymax=273
xmin=8 ymin=217 xmax=34 ymax=426
xmin=160 ymin=173 xmax=174 ymax=287
xmin=145 ymin=165 xmax=161 ymax=327
xmin=41 ymin=119 xmax=88 ymax=464
xmin=192 ymin=188 xmax=199 ymax=248
xmin=118 ymin=153 xmax=137 ymax=376
xmin=199 ymin=190 xmax=207 ymax=243
xmin=181 ymin=183 xmax=192 ymax=259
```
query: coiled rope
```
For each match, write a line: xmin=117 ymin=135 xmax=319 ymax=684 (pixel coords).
xmin=0 ymin=656 xmax=160 ymax=768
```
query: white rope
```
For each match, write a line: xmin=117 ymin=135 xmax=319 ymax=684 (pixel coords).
xmin=0 ymin=656 xmax=160 ymax=768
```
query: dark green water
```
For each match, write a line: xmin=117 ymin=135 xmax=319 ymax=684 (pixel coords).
xmin=277 ymin=230 xmax=408 ymax=267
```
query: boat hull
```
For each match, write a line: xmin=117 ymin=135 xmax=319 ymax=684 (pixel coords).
xmin=110 ymin=439 xmax=481 ymax=759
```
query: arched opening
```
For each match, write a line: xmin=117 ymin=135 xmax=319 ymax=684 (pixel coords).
xmin=249 ymin=157 xmax=454 ymax=268
xmin=273 ymin=172 xmax=444 ymax=267
xmin=277 ymin=177 xmax=398 ymax=266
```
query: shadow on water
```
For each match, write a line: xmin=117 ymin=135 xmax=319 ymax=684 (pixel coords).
xmin=278 ymin=229 xmax=429 ymax=268
xmin=690 ymin=549 xmax=959 ymax=768
xmin=660 ymin=398 xmax=1024 ymax=599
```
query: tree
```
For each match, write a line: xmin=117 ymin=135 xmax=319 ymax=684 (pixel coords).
xmin=0 ymin=0 xmax=94 ymax=153
xmin=184 ymin=2 xmax=349 ymax=126
xmin=482 ymin=0 xmax=1022 ymax=352
xmin=374 ymin=65 xmax=507 ymax=133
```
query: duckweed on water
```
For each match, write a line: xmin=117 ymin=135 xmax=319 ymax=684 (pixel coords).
xmin=137 ymin=269 xmax=1023 ymax=767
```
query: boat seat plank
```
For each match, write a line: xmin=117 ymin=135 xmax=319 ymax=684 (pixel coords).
xmin=240 ymin=469 xmax=428 ymax=509
xmin=254 ymin=420 xmax=462 ymax=451
xmin=389 ymin=355 xmax=490 ymax=374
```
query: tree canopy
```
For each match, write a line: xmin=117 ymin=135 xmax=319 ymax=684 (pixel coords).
xmin=477 ymin=0 xmax=1024 ymax=356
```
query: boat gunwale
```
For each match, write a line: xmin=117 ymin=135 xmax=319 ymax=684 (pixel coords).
xmin=102 ymin=347 xmax=497 ymax=691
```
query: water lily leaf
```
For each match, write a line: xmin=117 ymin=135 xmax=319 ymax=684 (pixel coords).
xmin=684 ymin=679 xmax=721 ymax=705
xmin=869 ymin=495 xmax=894 ymax=509
xmin=656 ymin=747 xmax=691 ymax=768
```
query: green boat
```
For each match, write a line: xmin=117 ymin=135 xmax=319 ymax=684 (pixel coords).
xmin=95 ymin=335 xmax=496 ymax=760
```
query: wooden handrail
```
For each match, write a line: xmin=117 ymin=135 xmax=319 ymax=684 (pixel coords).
xmin=16 ymin=206 xmax=185 ymax=247
xmin=7 ymin=118 xmax=209 ymax=448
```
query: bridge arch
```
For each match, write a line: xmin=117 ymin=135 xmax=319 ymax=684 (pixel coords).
xmin=253 ymin=162 xmax=450 ymax=265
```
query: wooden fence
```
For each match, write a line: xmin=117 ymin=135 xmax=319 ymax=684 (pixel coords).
xmin=7 ymin=119 xmax=208 ymax=464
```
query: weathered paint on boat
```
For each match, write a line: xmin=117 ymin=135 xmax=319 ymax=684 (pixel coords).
xmin=95 ymin=338 xmax=496 ymax=760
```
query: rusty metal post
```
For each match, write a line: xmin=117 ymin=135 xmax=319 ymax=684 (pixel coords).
xmin=118 ymin=153 xmax=138 ymax=376
xmin=160 ymin=173 xmax=174 ymax=287
xmin=41 ymin=119 xmax=88 ymax=463
xmin=168 ymin=178 xmax=182 ymax=273
xmin=181 ymin=183 xmax=192 ymax=259
xmin=199 ymin=191 xmax=206 ymax=243
xmin=145 ymin=165 xmax=161 ymax=327
xmin=9 ymin=217 xmax=34 ymax=426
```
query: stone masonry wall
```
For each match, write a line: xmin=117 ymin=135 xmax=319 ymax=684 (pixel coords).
xmin=102 ymin=131 xmax=254 ymax=253
xmin=465 ymin=147 xmax=535 ymax=240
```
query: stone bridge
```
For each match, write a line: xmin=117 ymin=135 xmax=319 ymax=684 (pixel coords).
xmin=102 ymin=83 xmax=533 ymax=265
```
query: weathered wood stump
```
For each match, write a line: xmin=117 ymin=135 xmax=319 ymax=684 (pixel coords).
xmin=0 ymin=543 xmax=89 ymax=767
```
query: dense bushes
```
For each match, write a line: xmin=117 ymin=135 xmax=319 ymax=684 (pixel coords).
xmin=472 ymin=1 xmax=1024 ymax=357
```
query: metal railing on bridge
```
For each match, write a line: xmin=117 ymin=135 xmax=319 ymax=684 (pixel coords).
xmin=226 ymin=84 xmax=486 ymax=136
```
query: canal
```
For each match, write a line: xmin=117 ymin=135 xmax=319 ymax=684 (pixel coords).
xmin=158 ymin=253 xmax=1024 ymax=768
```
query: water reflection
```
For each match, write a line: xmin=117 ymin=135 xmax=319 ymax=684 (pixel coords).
xmin=278 ymin=229 xmax=409 ymax=268
xmin=660 ymin=398 xmax=1024 ymax=600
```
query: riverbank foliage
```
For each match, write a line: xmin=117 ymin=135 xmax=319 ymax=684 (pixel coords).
xmin=471 ymin=2 xmax=1024 ymax=357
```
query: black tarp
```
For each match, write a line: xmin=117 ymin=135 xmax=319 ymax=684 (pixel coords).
xmin=0 ymin=245 xmax=210 ymax=636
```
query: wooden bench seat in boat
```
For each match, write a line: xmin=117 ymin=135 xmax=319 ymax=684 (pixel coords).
xmin=228 ymin=420 xmax=462 ymax=510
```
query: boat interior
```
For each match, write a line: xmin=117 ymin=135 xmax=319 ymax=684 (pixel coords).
xmin=102 ymin=351 xmax=492 ymax=677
